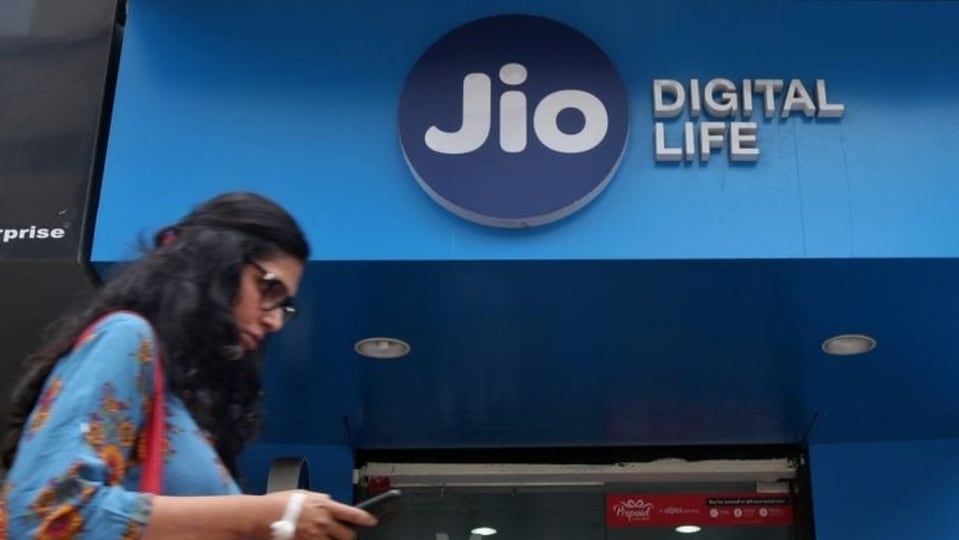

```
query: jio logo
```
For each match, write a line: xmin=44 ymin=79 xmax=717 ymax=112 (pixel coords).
xmin=398 ymin=15 xmax=629 ymax=228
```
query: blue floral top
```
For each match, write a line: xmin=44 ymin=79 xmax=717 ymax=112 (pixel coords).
xmin=1 ymin=312 xmax=240 ymax=538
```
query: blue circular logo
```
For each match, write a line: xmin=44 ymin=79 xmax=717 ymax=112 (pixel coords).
xmin=398 ymin=15 xmax=629 ymax=228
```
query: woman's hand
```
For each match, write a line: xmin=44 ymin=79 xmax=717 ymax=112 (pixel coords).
xmin=263 ymin=490 xmax=378 ymax=540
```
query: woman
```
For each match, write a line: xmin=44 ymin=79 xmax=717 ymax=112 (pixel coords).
xmin=0 ymin=192 xmax=375 ymax=539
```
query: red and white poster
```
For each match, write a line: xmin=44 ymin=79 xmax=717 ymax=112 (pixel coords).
xmin=606 ymin=493 xmax=793 ymax=528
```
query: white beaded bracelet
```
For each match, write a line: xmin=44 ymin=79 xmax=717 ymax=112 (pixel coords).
xmin=271 ymin=491 xmax=306 ymax=540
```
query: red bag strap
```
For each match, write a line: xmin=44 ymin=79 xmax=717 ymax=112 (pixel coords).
xmin=77 ymin=311 xmax=165 ymax=494
xmin=140 ymin=350 xmax=165 ymax=494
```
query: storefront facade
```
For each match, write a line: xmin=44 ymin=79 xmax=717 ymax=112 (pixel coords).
xmin=5 ymin=1 xmax=959 ymax=538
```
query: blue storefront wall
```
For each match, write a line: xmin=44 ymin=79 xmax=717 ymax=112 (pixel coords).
xmin=96 ymin=0 xmax=959 ymax=262
xmin=811 ymin=439 xmax=959 ymax=540
xmin=95 ymin=0 xmax=959 ymax=535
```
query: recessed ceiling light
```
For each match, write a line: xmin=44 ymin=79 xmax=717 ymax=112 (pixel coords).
xmin=354 ymin=337 xmax=411 ymax=359
xmin=675 ymin=525 xmax=702 ymax=534
xmin=471 ymin=527 xmax=497 ymax=536
xmin=821 ymin=334 xmax=877 ymax=356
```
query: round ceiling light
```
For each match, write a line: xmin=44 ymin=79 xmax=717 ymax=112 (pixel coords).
xmin=470 ymin=527 xmax=497 ymax=536
xmin=354 ymin=337 xmax=411 ymax=359
xmin=821 ymin=333 xmax=877 ymax=356
xmin=675 ymin=525 xmax=702 ymax=534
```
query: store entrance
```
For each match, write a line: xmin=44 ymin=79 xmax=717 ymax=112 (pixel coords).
xmin=356 ymin=459 xmax=805 ymax=540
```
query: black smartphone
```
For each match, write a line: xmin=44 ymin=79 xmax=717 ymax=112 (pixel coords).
xmin=356 ymin=488 xmax=403 ymax=517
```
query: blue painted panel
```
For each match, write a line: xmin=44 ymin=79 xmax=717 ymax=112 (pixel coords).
xmin=235 ymin=258 xmax=959 ymax=449
xmin=792 ymin=259 xmax=959 ymax=444
xmin=810 ymin=440 xmax=959 ymax=540
xmin=96 ymin=0 xmax=959 ymax=262
xmin=346 ymin=260 xmax=809 ymax=447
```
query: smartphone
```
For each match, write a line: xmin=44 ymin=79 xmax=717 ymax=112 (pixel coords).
xmin=356 ymin=488 xmax=403 ymax=517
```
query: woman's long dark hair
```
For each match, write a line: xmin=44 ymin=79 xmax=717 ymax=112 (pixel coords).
xmin=1 ymin=192 xmax=310 ymax=475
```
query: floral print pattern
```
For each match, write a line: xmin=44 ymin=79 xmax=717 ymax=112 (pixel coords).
xmin=82 ymin=383 xmax=136 ymax=486
xmin=0 ymin=482 xmax=10 ymax=539
xmin=121 ymin=520 xmax=146 ymax=540
xmin=131 ymin=420 xmax=180 ymax=469
xmin=19 ymin=463 xmax=97 ymax=538
xmin=27 ymin=377 xmax=63 ymax=438
xmin=4 ymin=312 xmax=241 ymax=538
xmin=36 ymin=503 xmax=85 ymax=539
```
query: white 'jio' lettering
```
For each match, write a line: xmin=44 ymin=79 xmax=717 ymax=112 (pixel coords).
xmin=425 ymin=63 xmax=609 ymax=155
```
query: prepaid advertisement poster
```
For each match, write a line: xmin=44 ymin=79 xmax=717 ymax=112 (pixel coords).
xmin=607 ymin=493 xmax=793 ymax=528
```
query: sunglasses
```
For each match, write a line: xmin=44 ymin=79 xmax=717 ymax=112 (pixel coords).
xmin=248 ymin=260 xmax=298 ymax=322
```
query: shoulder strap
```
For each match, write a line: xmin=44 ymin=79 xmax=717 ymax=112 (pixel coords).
xmin=140 ymin=348 xmax=165 ymax=493
xmin=76 ymin=311 xmax=166 ymax=494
